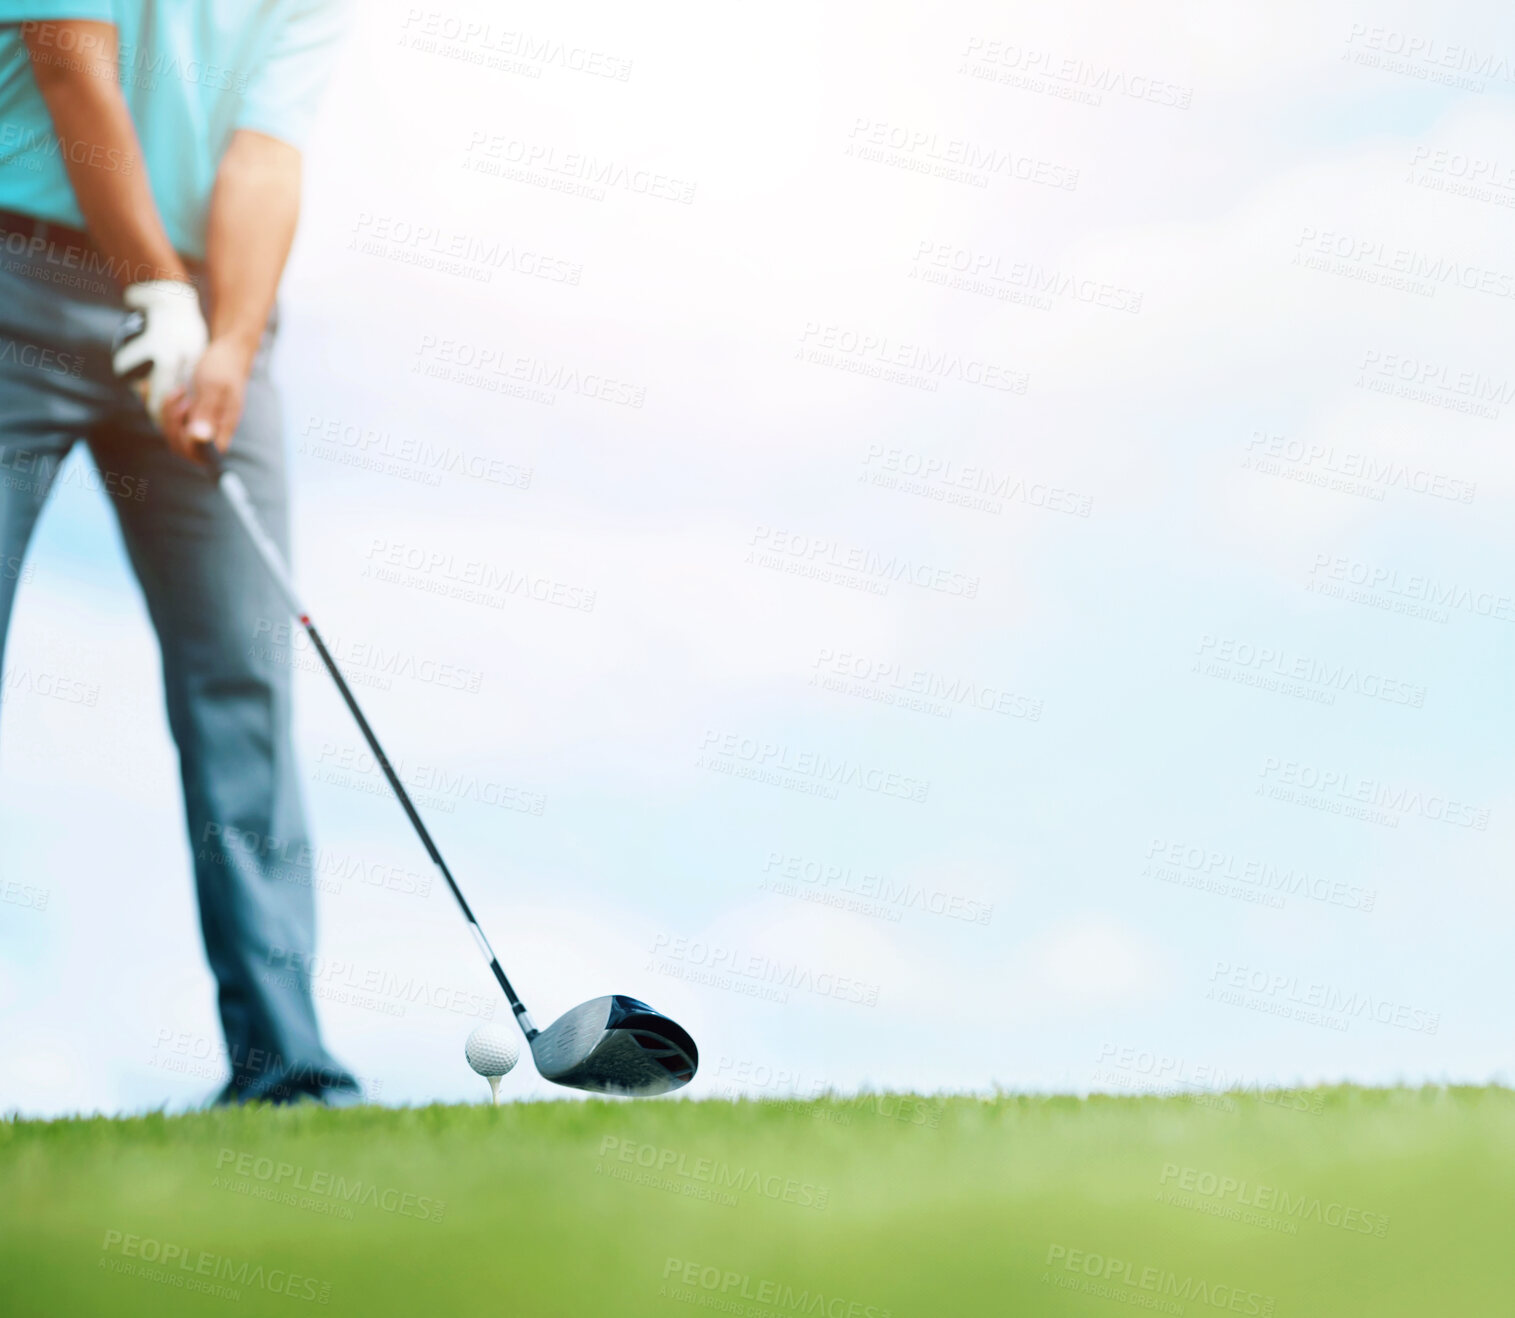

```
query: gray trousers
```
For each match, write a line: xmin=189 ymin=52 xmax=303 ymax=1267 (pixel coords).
xmin=0 ymin=227 xmax=354 ymax=1102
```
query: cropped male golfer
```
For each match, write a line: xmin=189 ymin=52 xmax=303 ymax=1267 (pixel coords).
xmin=0 ymin=2 xmax=355 ymax=1104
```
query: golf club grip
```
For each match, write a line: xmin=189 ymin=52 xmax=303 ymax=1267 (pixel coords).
xmin=198 ymin=443 xmax=535 ymax=1029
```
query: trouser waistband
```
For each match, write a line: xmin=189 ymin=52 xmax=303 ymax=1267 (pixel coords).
xmin=0 ymin=208 xmax=202 ymax=291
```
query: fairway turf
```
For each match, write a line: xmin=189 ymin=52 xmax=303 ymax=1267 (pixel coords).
xmin=2 ymin=1087 xmax=1511 ymax=1316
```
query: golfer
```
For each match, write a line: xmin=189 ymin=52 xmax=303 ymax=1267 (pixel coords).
xmin=0 ymin=3 xmax=355 ymax=1104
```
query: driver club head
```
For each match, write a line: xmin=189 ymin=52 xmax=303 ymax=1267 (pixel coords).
xmin=529 ymin=995 xmax=698 ymax=1097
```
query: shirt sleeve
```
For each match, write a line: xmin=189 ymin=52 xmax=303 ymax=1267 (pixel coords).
xmin=0 ymin=2 xmax=114 ymax=19
xmin=234 ymin=0 xmax=346 ymax=149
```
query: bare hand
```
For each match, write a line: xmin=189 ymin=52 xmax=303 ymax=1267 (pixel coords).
xmin=160 ymin=337 xmax=256 ymax=462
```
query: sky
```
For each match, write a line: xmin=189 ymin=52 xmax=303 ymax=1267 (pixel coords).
xmin=3 ymin=0 xmax=1515 ymax=1116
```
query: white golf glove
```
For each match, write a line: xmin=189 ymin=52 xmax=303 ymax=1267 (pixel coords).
xmin=112 ymin=279 xmax=209 ymax=428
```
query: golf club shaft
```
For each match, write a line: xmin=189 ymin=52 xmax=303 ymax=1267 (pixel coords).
xmin=200 ymin=445 xmax=540 ymax=1039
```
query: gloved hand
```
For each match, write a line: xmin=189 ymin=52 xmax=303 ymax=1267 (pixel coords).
xmin=111 ymin=279 xmax=209 ymax=428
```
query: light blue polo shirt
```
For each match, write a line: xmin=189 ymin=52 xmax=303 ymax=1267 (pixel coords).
xmin=0 ymin=0 xmax=345 ymax=259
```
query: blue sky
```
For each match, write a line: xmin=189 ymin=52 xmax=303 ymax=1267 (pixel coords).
xmin=2 ymin=0 xmax=1513 ymax=1115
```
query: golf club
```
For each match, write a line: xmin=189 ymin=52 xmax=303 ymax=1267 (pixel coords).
xmin=197 ymin=444 xmax=698 ymax=1098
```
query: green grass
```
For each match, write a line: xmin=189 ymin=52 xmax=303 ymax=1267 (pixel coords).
xmin=2 ymin=1087 xmax=1511 ymax=1316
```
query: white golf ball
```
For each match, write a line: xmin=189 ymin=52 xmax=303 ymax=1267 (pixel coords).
xmin=465 ymin=1023 xmax=520 ymax=1078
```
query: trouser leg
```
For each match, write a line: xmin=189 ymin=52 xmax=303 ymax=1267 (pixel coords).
xmin=89 ymin=321 xmax=356 ymax=1102
xmin=0 ymin=247 xmax=104 ymax=742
